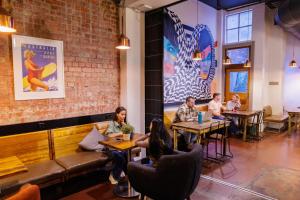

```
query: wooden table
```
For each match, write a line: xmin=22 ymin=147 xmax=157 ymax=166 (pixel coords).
xmin=285 ymin=107 xmax=300 ymax=135
xmin=222 ymin=110 xmax=257 ymax=141
xmin=172 ymin=120 xmax=230 ymax=156
xmin=99 ymin=133 xmax=145 ymax=198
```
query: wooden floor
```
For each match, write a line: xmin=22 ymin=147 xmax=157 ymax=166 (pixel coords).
xmin=61 ymin=129 xmax=300 ymax=200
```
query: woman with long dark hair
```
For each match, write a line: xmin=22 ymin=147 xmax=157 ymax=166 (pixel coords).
xmin=105 ymin=106 xmax=128 ymax=184
xmin=136 ymin=118 xmax=173 ymax=167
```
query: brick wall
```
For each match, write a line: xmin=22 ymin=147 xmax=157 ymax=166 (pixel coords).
xmin=0 ymin=0 xmax=120 ymax=125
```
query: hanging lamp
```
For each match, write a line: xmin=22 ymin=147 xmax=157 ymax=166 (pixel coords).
xmin=223 ymin=55 xmax=232 ymax=65
xmin=0 ymin=0 xmax=16 ymax=33
xmin=116 ymin=0 xmax=130 ymax=50
xmin=243 ymin=9 xmax=251 ymax=68
xmin=192 ymin=0 xmax=201 ymax=61
xmin=289 ymin=38 xmax=297 ymax=68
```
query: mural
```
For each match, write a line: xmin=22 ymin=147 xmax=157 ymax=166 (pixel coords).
xmin=163 ymin=8 xmax=217 ymax=105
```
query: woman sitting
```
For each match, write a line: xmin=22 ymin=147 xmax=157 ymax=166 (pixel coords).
xmin=105 ymin=106 xmax=128 ymax=184
xmin=226 ymin=94 xmax=241 ymax=134
xmin=136 ymin=118 xmax=173 ymax=167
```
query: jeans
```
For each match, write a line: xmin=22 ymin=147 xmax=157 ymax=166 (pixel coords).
xmin=111 ymin=150 xmax=127 ymax=180
xmin=212 ymin=116 xmax=225 ymax=120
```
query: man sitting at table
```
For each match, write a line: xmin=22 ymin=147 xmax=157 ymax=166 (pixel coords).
xmin=173 ymin=96 xmax=198 ymax=144
xmin=208 ymin=93 xmax=227 ymax=120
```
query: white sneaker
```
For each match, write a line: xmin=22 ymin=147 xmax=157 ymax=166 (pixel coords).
xmin=109 ymin=173 xmax=118 ymax=185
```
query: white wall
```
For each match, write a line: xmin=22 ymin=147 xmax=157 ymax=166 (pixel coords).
xmin=120 ymin=8 xmax=145 ymax=133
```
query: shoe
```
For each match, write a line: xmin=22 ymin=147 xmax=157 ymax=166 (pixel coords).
xmin=109 ymin=173 xmax=118 ymax=185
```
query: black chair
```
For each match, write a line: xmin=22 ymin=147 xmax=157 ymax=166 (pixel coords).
xmin=127 ymin=144 xmax=203 ymax=200
xmin=247 ymin=111 xmax=263 ymax=141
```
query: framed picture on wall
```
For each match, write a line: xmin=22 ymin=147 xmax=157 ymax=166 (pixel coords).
xmin=12 ymin=35 xmax=65 ymax=100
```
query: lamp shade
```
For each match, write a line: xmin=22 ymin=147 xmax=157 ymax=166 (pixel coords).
xmin=243 ymin=59 xmax=251 ymax=68
xmin=0 ymin=8 xmax=16 ymax=33
xmin=192 ymin=49 xmax=202 ymax=61
xmin=289 ymin=59 xmax=297 ymax=68
xmin=223 ymin=55 xmax=232 ymax=65
xmin=116 ymin=34 xmax=130 ymax=50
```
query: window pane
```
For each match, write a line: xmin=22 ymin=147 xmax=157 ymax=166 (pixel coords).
xmin=230 ymin=71 xmax=248 ymax=93
xmin=227 ymin=14 xmax=239 ymax=29
xmin=239 ymin=11 xmax=252 ymax=27
xmin=227 ymin=47 xmax=250 ymax=64
xmin=227 ymin=29 xmax=238 ymax=43
xmin=239 ymin=26 xmax=251 ymax=42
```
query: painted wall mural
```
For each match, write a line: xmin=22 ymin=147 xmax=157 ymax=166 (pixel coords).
xmin=163 ymin=8 xmax=217 ymax=105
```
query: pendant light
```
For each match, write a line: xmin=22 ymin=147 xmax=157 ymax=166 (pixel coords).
xmin=192 ymin=0 xmax=201 ymax=61
xmin=243 ymin=9 xmax=251 ymax=68
xmin=289 ymin=38 xmax=297 ymax=68
xmin=116 ymin=0 xmax=130 ymax=50
xmin=223 ymin=55 xmax=232 ymax=65
xmin=0 ymin=0 xmax=16 ymax=33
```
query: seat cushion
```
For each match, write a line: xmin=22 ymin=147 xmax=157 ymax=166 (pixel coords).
xmin=55 ymin=152 xmax=109 ymax=176
xmin=264 ymin=115 xmax=288 ymax=123
xmin=0 ymin=160 xmax=64 ymax=195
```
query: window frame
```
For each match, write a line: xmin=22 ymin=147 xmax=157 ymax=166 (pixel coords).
xmin=225 ymin=10 xmax=253 ymax=44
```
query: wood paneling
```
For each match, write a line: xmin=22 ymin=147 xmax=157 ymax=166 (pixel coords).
xmin=52 ymin=124 xmax=94 ymax=158
xmin=52 ymin=122 xmax=109 ymax=158
xmin=0 ymin=156 xmax=28 ymax=178
xmin=0 ymin=131 xmax=50 ymax=165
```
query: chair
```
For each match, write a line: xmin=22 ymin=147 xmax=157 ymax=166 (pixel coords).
xmin=6 ymin=184 xmax=40 ymax=200
xmin=263 ymin=105 xmax=288 ymax=133
xmin=247 ymin=111 xmax=263 ymax=141
xmin=127 ymin=144 xmax=203 ymax=200
xmin=206 ymin=121 xmax=232 ymax=161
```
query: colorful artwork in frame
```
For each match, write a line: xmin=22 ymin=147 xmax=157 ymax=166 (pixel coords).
xmin=230 ymin=71 xmax=248 ymax=93
xmin=12 ymin=35 xmax=65 ymax=100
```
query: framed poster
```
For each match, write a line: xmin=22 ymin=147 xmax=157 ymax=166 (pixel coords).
xmin=12 ymin=35 xmax=65 ymax=100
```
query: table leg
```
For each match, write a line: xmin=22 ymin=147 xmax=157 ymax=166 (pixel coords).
xmin=173 ymin=129 xmax=177 ymax=149
xmin=243 ymin=118 xmax=248 ymax=141
xmin=288 ymin=114 xmax=292 ymax=136
xmin=113 ymin=150 xmax=139 ymax=198
xmin=223 ymin=126 xmax=228 ymax=156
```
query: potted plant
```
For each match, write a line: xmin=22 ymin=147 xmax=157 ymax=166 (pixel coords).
xmin=121 ymin=124 xmax=134 ymax=141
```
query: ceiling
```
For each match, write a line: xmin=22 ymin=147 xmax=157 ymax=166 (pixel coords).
xmin=124 ymin=0 xmax=285 ymax=11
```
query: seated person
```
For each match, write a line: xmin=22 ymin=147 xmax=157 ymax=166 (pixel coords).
xmin=208 ymin=93 xmax=226 ymax=120
xmin=227 ymin=94 xmax=241 ymax=111
xmin=173 ymin=96 xmax=198 ymax=144
xmin=227 ymin=94 xmax=241 ymax=134
xmin=135 ymin=118 xmax=173 ymax=167
xmin=105 ymin=106 xmax=128 ymax=184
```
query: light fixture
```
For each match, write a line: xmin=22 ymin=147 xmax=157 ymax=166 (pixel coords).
xmin=192 ymin=0 xmax=201 ymax=61
xmin=0 ymin=1 xmax=16 ymax=33
xmin=289 ymin=38 xmax=297 ymax=68
xmin=223 ymin=55 xmax=232 ymax=65
xmin=243 ymin=59 xmax=251 ymax=68
xmin=116 ymin=0 xmax=130 ymax=50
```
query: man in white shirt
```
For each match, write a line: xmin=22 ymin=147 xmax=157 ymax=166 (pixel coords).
xmin=208 ymin=93 xmax=226 ymax=120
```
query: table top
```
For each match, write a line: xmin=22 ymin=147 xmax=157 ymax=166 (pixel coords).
xmin=223 ymin=110 xmax=258 ymax=117
xmin=172 ymin=120 xmax=230 ymax=132
xmin=285 ymin=107 xmax=300 ymax=114
xmin=99 ymin=133 xmax=145 ymax=151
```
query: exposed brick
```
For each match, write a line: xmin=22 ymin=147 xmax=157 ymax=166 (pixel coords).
xmin=0 ymin=0 xmax=119 ymax=125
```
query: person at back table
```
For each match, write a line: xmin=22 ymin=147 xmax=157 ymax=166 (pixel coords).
xmin=227 ymin=94 xmax=241 ymax=111
xmin=173 ymin=96 xmax=198 ymax=144
xmin=208 ymin=93 xmax=226 ymax=120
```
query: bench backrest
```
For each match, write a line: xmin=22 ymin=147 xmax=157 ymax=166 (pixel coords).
xmin=0 ymin=131 xmax=50 ymax=165
xmin=52 ymin=122 xmax=109 ymax=158
xmin=263 ymin=105 xmax=272 ymax=118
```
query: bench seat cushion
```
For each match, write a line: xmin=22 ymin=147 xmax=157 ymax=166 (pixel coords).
xmin=55 ymin=152 xmax=109 ymax=177
xmin=264 ymin=115 xmax=288 ymax=123
xmin=0 ymin=160 xmax=65 ymax=195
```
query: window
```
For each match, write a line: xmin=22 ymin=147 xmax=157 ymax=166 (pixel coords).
xmin=226 ymin=47 xmax=250 ymax=64
xmin=225 ymin=10 xmax=252 ymax=44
